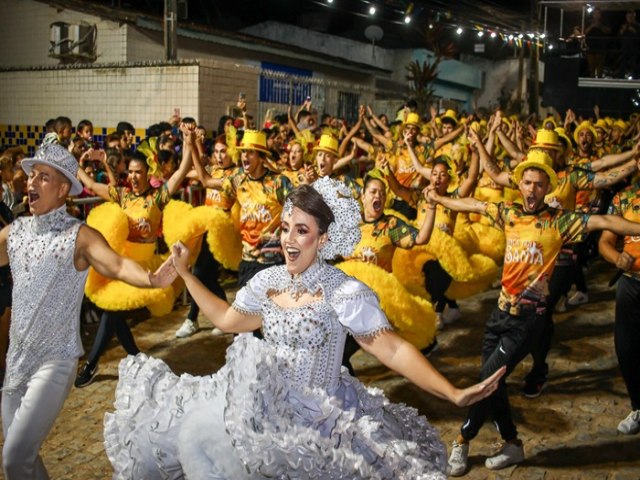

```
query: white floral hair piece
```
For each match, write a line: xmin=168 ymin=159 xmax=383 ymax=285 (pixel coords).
xmin=311 ymin=176 xmax=361 ymax=260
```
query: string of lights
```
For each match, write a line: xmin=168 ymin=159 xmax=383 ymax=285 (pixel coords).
xmin=315 ymin=0 xmax=547 ymax=49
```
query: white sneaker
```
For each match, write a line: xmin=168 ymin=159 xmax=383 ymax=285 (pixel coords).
xmin=555 ymin=295 xmax=567 ymax=313
xmin=442 ymin=306 xmax=461 ymax=325
xmin=485 ymin=441 xmax=524 ymax=470
xmin=447 ymin=440 xmax=469 ymax=477
xmin=175 ymin=319 xmax=199 ymax=338
xmin=211 ymin=327 xmax=225 ymax=336
xmin=618 ymin=410 xmax=640 ymax=435
xmin=567 ymin=291 xmax=589 ymax=306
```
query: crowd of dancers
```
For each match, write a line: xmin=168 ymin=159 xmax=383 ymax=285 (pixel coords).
xmin=1 ymin=98 xmax=640 ymax=478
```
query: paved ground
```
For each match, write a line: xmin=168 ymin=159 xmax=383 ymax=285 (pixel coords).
xmin=1 ymin=259 xmax=639 ymax=479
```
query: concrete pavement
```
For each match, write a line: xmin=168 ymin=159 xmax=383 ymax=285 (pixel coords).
xmin=1 ymin=259 xmax=639 ymax=479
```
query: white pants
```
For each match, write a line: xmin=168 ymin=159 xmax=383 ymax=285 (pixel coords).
xmin=2 ymin=358 xmax=77 ymax=480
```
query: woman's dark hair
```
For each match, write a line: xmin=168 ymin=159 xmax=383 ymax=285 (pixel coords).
xmin=285 ymin=185 xmax=334 ymax=234
xmin=363 ymin=173 xmax=386 ymax=191
xmin=128 ymin=150 xmax=150 ymax=172
xmin=432 ymin=156 xmax=452 ymax=175
xmin=217 ymin=115 xmax=233 ymax=137
xmin=157 ymin=149 xmax=176 ymax=166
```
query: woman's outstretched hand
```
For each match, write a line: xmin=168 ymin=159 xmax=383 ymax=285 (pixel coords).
xmin=452 ymin=366 xmax=506 ymax=407
xmin=148 ymin=255 xmax=178 ymax=288
xmin=171 ymin=241 xmax=191 ymax=277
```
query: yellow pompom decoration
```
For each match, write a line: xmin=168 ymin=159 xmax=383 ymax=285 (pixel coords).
xmin=162 ymin=200 xmax=242 ymax=271
xmin=336 ymin=261 xmax=436 ymax=350
xmin=86 ymin=202 xmax=129 ymax=253
xmin=392 ymin=232 xmax=499 ymax=300
xmin=84 ymin=203 xmax=176 ymax=315
xmin=445 ymin=254 xmax=499 ymax=300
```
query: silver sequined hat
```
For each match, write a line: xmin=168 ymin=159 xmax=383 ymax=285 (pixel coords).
xmin=22 ymin=143 xmax=83 ymax=195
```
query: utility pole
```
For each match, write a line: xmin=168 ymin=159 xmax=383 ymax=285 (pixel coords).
xmin=164 ymin=0 xmax=177 ymax=61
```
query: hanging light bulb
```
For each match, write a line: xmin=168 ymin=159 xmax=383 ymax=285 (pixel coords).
xmin=490 ymin=31 xmax=497 ymax=38
xmin=404 ymin=15 xmax=412 ymax=24
xmin=369 ymin=5 xmax=376 ymax=15
xmin=478 ymin=30 xmax=484 ymax=37
xmin=456 ymin=27 xmax=463 ymax=35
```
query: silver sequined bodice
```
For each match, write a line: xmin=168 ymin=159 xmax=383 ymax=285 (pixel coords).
xmin=4 ymin=206 xmax=88 ymax=391
xmin=234 ymin=262 xmax=390 ymax=393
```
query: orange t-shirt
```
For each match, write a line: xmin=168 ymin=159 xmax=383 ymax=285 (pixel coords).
xmin=348 ymin=214 xmax=418 ymax=272
xmin=608 ymin=183 xmax=640 ymax=278
xmin=109 ymin=184 xmax=170 ymax=244
xmin=222 ymin=170 xmax=292 ymax=264
xmin=204 ymin=165 xmax=237 ymax=211
xmin=485 ymin=202 xmax=590 ymax=310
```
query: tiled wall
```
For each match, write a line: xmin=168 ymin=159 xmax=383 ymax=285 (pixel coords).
xmin=0 ymin=62 xmax=199 ymax=133
xmin=198 ymin=60 xmax=260 ymax=131
xmin=0 ymin=125 xmax=146 ymax=156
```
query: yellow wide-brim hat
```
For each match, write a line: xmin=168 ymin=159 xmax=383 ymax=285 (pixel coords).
xmin=554 ymin=127 xmax=574 ymax=154
xmin=403 ymin=112 xmax=421 ymax=127
xmin=531 ymin=128 xmax=562 ymax=151
xmin=542 ymin=117 xmax=557 ymax=129
xmin=573 ymin=121 xmax=598 ymax=144
xmin=441 ymin=109 xmax=458 ymax=125
xmin=594 ymin=119 xmax=609 ymax=132
xmin=612 ymin=119 xmax=628 ymax=131
xmin=237 ymin=130 xmax=272 ymax=158
xmin=313 ymin=134 xmax=339 ymax=157
xmin=513 ymin=150 xmax=558 ymax=190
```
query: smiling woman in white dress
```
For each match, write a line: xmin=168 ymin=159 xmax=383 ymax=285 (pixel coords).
xmin=103 ymin=177 xmax=504 ymax=480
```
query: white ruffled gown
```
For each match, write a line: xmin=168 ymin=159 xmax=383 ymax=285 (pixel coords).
xmin=103 ymin=262 xmax=447 ymax=479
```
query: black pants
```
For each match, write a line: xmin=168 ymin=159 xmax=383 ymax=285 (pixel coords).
xmin=616 ymin=275 xmax=640 ymax=411
xmin=85 ymin=311 xmax=139 ymax=370
xmin=423 ymin=260 xmax=458 ymax=313
xmin=188 ymin=236 xmax=226 ymax=321
xmin=461 ymin=306 xmax=545 ymax=442
xmin=526 ymin=261 xmax=574 ymax=385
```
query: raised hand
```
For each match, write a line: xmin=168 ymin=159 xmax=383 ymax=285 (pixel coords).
xmin=171 ymin=241 xmax=191 ymax=277
xmin=616 ymin=251 xmax=635 ymax=271
xmin=452 ymin=366 xmax=506 ymax=407
xmin=149 ymin=255 xmax=178 ymax=288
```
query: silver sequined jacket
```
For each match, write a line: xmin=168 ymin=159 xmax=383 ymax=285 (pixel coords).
xmin=4 ymin=205 xmax=88 ymax=391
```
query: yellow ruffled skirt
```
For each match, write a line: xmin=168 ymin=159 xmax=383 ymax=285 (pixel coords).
xmin=336 ymin=261 xmax=436 ymax=350
xmin=162 ymin=200 xmax=242 ymax=271
xmin=453 ymin=214 xmax=506 ymax=265
xmin=392 ymin=228 xmax=499 ymax=301
xmin=84 ymin=203 xmax=177 ymax=316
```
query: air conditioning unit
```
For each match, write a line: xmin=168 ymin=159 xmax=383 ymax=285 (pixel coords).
xmin=49 ymin=21 xmax=71 ymax=58
xmin=69 ymin=23 xmax=97 ymax=60
xmin=49 ymin=22 xmax=97 ymax=62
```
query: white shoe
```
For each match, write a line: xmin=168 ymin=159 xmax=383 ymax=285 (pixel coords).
xmin=442 ymin=306 xmax=461 ymax=325
xmin=618 ymin=410 xmax=640 ymax=435
xmin=567 ymin=291 xmax=589 ymax=306
xmin=211 ymin=327 xmax=225 ymax=336
xmin=175 ymin=319 xmax=199 ymax=338
xmin=555 ymin=295 xmax=567 ymax=313
xmin=447 ymin=440 xmax=469 ymax=477
xmin=485 ymin=441 xmax=524 ymax=470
